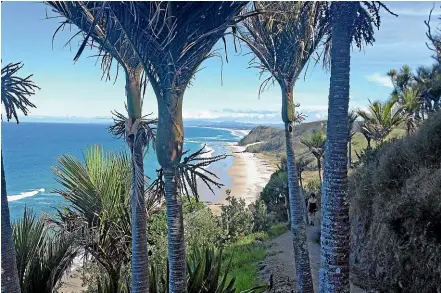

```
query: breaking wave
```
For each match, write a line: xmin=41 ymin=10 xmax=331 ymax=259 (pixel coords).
xmin=7 ymin=188 xmax=45 ymax=202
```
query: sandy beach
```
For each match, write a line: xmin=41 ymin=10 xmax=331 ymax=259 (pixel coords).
xmin=207 ymin=143 xmax=275 ymax=215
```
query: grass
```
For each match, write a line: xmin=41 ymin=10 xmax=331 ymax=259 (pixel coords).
xmin=223 ymin=224 xmax=288 ymax=292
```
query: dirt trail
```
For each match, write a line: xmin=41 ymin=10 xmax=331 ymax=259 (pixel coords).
xmin=259 ymin=226 xmax=366 ymax=293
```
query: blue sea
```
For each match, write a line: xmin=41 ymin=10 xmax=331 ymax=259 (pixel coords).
xmin=2 ymin=122 xmax=246 ymax=221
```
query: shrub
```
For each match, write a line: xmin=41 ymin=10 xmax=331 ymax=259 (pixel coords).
xmin=260 ymin=170 xmax=289 ymax=223
xmin=304 ymin=178 xmax=321 ymax=195
xmin=184 ymin=207 xmax=223 ymax=251
xmin=350 ymin=112 xmax=441 ymax=292
xmin=148 ymin=209 xmax=168 ymax=278
xmin=150 ymin=246 xmax=267 ymax=293
xmin=249 ymin=199 xmax=272 ymax=233
xmin=148 ymin=203 xmax=223 ymax=278
xmin=13 ymin=209 xmax=77 ymax=293
xmin=267 ymin=223 xmax=288 ymax=238
xmin=219 ymin=197 xmax=253 ymax=245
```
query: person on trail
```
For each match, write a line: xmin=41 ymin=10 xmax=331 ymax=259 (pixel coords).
xmin=307 ymin=193 xmax=318 ymax=226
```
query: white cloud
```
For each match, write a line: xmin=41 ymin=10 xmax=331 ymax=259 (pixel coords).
xmin=365 ymin=73 xmax=393 ymax=88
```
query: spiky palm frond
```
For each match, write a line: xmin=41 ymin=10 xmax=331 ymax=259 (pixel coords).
xmin=149 ymin=246 xmax=267 ymax=293
xmin=47 ymin=2 xmax=145 ymax=84
xmin=401 ymin=88 xmax=421 ymax=114
xmin=301 ymin=129 xmax=326 ymax=159
xmin=296 ymin=157 xmax=313 ymax=176
xmin=238 ymin=1 xmax=331 ymax=92
xmin=357 ymin=99 xmax=404 ymax=142
xmin=400 ymin=88 xmax=422 ymax=134
xmin=1 ymin=62 xmax=39 ymax=123
xmin=51 ymin=146 xmax=161 ymax=278
xmin=148 ymin=145 xmax=229 ymax=201
xmin=348 ymin=110 xmax=359 ymax=138
xmin=414 ymin=63 xmax=441 ymax=111
xmin=320 ymin=2 xmax=397 ymax=68
xmin=72 ymin=2 xmax=247 ymax=97
xmin=13 ymin=208 xmax=77 ymax=293
xmin=109 ymin=108 xmax=158 ymax=151
xmin=51 ymin=146 xmax=132 ymax=268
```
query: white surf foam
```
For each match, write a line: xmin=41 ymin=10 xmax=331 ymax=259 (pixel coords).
xmin=7 ymin=188 xmax=45 ymax=202
xmin=227 ymin=129 xmax=251 ymax=139
xmin=200 ymin=144 xmax=214 ymax=159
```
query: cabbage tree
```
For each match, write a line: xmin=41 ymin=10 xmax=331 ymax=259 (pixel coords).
xmin=46 ymin=3 xmax=156 ymax=291
xmin=97 ymin=3 xmax=249 ymax=292
xmin=301 ymin=130 xmax=326 ymax=187
xmin=357 ymin=98 xmax=404 ymax=144
xmin=1 ymin=62 xmax=39 ymax=293
xmin=237 ymin=2 xmax=331 ymax=292
xmin=320 ymin=3 xmax=395 ymax=292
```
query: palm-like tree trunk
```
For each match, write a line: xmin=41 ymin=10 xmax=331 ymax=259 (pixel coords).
xmin=126 ymin=73 xmax=149 ymax=293
xmin=283 ymin=86 xmax=314 ymax=293
xmin=163 ymin=168 xmax=186 ymax=293
xmin=319 ymin=2 xmax=356 ymax=292
xmin=316 ymin=157 xmax=323 ymax=187
xmin=284 ymin=192 xmax=291 ymax=223
xmin=156 ymin=88 xmax=186 ymax=293
xmin=1 ymin=152 xmax=21 ymax=293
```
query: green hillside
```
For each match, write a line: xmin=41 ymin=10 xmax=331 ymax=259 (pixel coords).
xmin=239 ymin=121 xmax=326 ymax=156
xmin=239 ymin=121 xmax=406 ymax=171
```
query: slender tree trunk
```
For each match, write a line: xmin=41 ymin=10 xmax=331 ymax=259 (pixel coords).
xmin=1 ymin=152 xmax=21 ymax=293
xmin=319 ymin=2 xmax=356 ymax=293
xmin=317 ymin=158 xmax=323 ymax=187
xmin=164 ymin=168 xmax=187 ymax=293
xmin=284 ymin=193 xmax=290 ymax=223
xmin=299 ymin=178 xmax=309 ymax=224
xmin=285 ymin=123 xmax=314 ymax=293
xmin=281 ymin=82 xmax=314 ymax=293
xmin=156 ymin=87 xmax=186 ymax=293
xmin=347 ymin=139 xmax=352 ymax=169
xmin=126 ymin=72 xmax=149 ymax=293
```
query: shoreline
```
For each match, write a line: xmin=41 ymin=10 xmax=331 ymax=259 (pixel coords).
xmin=206 ymin=142 xmax=275 ymax=215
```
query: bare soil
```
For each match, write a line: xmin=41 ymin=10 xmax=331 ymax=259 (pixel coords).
xmin=259 ymin=226 xmax=367 ymax=293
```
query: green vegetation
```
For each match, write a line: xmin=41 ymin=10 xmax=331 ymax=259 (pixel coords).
xmin=240 ymin=121 xmax=327 ymax=158
xmin=7 ymin=145 xmax=289 ymax=293
xmin=2 ymin=3 xmax=441 ymax=293
xmin=300 ymin=129 xmax=326 ymax=186
xmin=12 ymin=208 xmax=76 ymax=293
xmin=149 ymin=246 xmax=266 ymax=293
xmin=350 ymin=112 xmax=441 ymax=292
xmin=223 ymin=225 xmax=288 ymax=292
xmin=241 ymin=121 xmax=406 ymax=187
xmin=1 ymin=62 xmax=40 ymax=293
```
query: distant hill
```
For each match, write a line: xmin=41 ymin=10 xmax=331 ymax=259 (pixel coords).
xmin=239 ymin=121 xmax=327 ymax=158
xmin=239 ymin=119 xmax=406 ymax=168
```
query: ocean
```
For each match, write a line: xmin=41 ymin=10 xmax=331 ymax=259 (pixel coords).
xmin=1 ymin=122 xmax=247 ymax=221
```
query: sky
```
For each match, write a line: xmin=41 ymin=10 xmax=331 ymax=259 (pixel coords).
xmin=1 ymin=1 xmax=441 ymax=123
